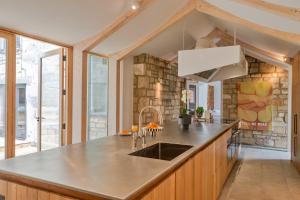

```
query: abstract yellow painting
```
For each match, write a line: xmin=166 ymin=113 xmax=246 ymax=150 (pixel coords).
xmin=237 ymin=80 xmax=272 ymax=131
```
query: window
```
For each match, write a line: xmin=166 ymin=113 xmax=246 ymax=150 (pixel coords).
xmin=16 ymin=85 xmax=26 ymax=140
xmin=87 ymin=54 xmax=108 ymax=140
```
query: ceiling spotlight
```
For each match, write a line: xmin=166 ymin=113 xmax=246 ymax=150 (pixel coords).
xmin=131 ymin=0 xmax=140 ymax=10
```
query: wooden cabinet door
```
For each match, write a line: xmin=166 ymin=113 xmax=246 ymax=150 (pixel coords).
xmin=293 ymin=83 xmax=300 ymax=171
xmin=291 ymin=54 xmax=299 ymax=162
xmin=194 ymin=143 xmax=216 ymax=200
xmin=292 ymin=84 xmax=297 ymax=164
xmin=215 ymin=132 xmax=228 ymax=198
xmin=175 ymin=158 xmax=194 ymax=200
xmin=292 ymin=52 xmax=300 ymax=173
xmin=141 ymin=174 xmax=175 ymax=200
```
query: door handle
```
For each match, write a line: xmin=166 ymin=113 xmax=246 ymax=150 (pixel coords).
xmin=35 ymin=116 xmax=46 ymax=122
xmin=294 ymin=114 xmax=298 ymax=157
xmin=294 ymin=114 xmax=298 ymax=136
xmin=294 ymin=137 xmax=297 ymax=157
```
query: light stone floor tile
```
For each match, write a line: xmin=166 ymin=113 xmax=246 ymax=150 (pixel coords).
xmin=219 ymin=147 xmax=300 ymax=200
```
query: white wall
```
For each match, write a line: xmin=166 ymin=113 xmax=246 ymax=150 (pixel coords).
xmin=197 ymin=81 xmax=222 ymax=116
xmin=198 ymin=83 xmax=208 ymax=110
xmin=209 ymin=81 xmax=221 ymax=116
xmin=288 ymin=67 xmax=292 ymax=153
xmin=108 ymin=58 xmax=117 ymax=136
xmin=120 ymin=57 xmax=134 ymax=130
xmin=72 ymin=47 xmax=83 ymax=144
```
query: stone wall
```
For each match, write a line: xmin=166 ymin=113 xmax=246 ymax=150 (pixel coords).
xmin=88 ymin=115 xmax=107 ymax=139
xmin=223 ymin=56 xmax=289 ymax=150
xmin=133 ymin=54 xmax=185 ymax=125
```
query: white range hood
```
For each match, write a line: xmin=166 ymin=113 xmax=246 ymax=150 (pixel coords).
xmin=178 ymin=45 xmax=248 ymax=82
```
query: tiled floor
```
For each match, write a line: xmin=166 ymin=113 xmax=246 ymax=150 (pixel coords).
xmin=219 ymin=147 xmax=300 ymax=200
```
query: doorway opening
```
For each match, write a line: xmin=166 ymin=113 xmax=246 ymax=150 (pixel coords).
xmin=186 ymin=80 xmax=222 ymax=118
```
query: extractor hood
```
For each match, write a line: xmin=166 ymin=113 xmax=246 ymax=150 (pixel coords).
xmin=178 ymin=45 xmax=248 ymax=82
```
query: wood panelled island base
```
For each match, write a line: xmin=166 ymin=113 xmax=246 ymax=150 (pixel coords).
xmin=140 ymin=129 xmax=238 ymax=200
xmin=0 ymin=180 xmax=77 ymax=200
xmin=0 ymin=121 xmax=240 ymax=200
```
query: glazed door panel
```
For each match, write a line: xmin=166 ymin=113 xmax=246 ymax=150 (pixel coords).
xmin=38 ymin=49 xmax=64 ymax=151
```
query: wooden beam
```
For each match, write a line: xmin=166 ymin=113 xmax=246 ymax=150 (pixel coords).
xmin=207 ymin=28 xmax=288 ymax=63
xmin=86 ymin=51 xmax=109 ymax=58
xmin=116 ymin=61 xmax=121 ymax=133
xmin=3 ymin=32 xmax=16 ymax=158
xmin=84 ymin=0 xmax=155 ymax=52
xmin=196 ymin=1 xmax=300 ymax=45
xmin=66 ymin=47 xmax=73 ymax=145
xmin=81 ymin=52 xmax=88 ymax=143
xmin=60 ymin=48 xmax=65 ymax=147
xmin=0 ymin=27 xmax=72 ymax=48
xmin=233 ymin=0 xmax=300 ymax=21
xmin=113 ymin=0 xmax=197 ymax=60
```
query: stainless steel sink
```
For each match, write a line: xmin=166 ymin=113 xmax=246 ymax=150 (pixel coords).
xmin=129 ymin=143 xmax=193 ymax=161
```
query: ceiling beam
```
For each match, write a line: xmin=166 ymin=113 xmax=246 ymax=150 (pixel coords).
xmin=112 ymin=0 xmax=197 ymax=60
xmin=207 ymin=28 xmax=289 ymax=63
xmin=196 ymin=0 xmax=300 ymax=45
xmin=233 ymin=0 xmax=300 ymax=21
xmin=84 ymin=0 xmax=155 ymax=52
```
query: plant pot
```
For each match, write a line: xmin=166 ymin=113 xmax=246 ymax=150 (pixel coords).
xmin=178 ymin=117 xmax=182 ymax=125
xmin=181 ymin=114 xmax=191 ymax=129
xmin=196 ymin=113 xmax=203 ymax=118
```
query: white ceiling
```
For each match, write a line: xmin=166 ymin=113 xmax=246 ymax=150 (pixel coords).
xmin=210 ymin=16 xmax=300 ymax=57
xmin=263 ymin=0 xmax=300 ymax=8
xmin=91 ymin=0 xmax=190 ymax=55
xmin=129 ymin=10 xmax=300 ymax=61
xmin=0 ymin=0 xmax=131 ymax=45
xmin=205 ymin=0 xmax=300 ymax=34
xmin=131 ymin=11 xmax=215 ymax=60
xmin=0 ymin=0 xmax=299 ymax=61
xmin=127 ymin=0 xmax=300 ymax=61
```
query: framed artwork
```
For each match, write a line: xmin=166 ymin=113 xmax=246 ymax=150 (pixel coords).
xmin=237 ymin=80 xmax=272 ymax=131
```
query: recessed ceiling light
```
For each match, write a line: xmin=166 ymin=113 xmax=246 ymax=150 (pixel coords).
xmin=131 ymin=4 xmax=137 ymax=10
xmin=131 ymin=0 xmax=140 ymax=10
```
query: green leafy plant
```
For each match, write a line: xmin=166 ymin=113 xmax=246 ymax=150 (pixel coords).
xmin=182 ymin=108 xmax=188 ymax=115
xmin=196 ymin=106 xmax=204 ymax=118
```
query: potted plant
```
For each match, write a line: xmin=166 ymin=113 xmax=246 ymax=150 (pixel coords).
xmin=195 ymin=106 xmax=204 ymax=118
xmin=179 ymin=90 xmax=192 ymax=129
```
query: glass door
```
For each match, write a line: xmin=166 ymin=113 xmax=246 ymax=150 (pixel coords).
xmin=38 ymin=49 xmax=64 ymax=151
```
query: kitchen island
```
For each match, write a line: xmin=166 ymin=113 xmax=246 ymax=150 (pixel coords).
xmin=0 ymin=120 xmax=240 ymax=200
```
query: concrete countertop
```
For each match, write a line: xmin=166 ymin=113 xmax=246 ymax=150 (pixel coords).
xmin=0 ymin=120 xmax=238 ymax=200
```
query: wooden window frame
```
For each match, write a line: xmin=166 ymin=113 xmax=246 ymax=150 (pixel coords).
xmin=0 ymin=28 xmax=73 ymax=158
xmin=0 ymin=30 xmax=16 ymax=158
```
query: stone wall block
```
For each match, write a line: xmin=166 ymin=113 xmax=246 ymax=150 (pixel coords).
xmin=134 ymin=64 xmax=146 ymax=75
xmin=137 ymin=76 xmax=149 ymax=88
